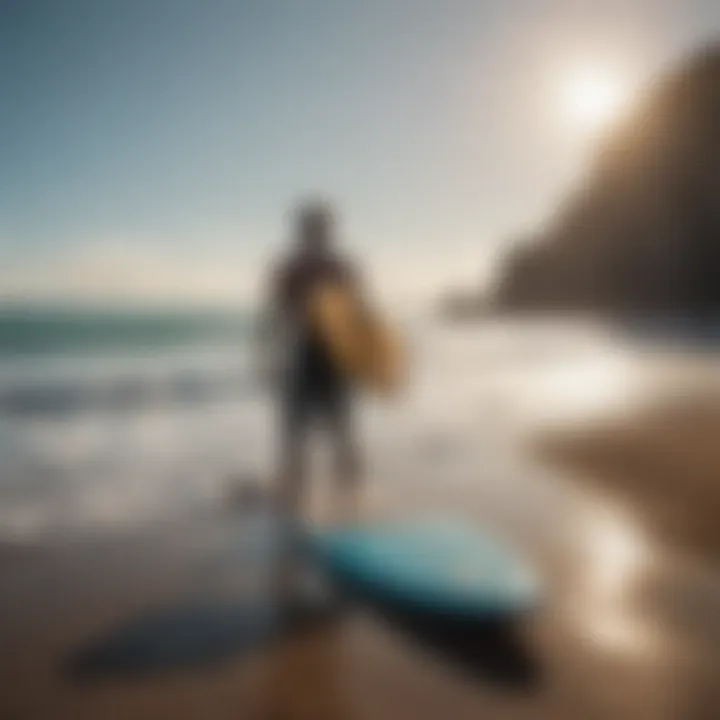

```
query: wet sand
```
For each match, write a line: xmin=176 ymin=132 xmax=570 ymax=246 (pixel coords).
xmin=2 ymin=450 xmax=720 ymax=720
xmin=538 ymin=397 xmax=720 ymax=562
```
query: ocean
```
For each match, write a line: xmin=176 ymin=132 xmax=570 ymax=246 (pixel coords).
xmin=0 ymin=306 xmax=710 ymax=541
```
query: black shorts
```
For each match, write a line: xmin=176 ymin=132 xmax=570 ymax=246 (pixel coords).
xmin=280 ymin=335 xmax=354 ymax=458
xmin=283 ymin=373 xmax=351 ymax=442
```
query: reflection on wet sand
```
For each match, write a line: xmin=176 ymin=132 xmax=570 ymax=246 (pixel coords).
xmin=566 ymin=497 xmax=660 ymax=657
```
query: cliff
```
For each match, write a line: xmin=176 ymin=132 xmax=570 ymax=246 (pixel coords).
xmin=494 ymin=44 xmax=720 ymax=319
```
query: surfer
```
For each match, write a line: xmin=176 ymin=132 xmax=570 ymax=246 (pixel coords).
xmin=261 ymin=200 xmax=362 ymax=524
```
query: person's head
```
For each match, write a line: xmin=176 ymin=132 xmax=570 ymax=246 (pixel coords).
xmin=293 ymin=200 xmax=336 ymax=256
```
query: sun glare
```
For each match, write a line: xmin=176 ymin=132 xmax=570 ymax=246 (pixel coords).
xmin=560 ymin=65 xmax=628 ymax=135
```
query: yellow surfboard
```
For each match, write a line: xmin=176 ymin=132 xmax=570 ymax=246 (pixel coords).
xmin=308 ymin=283 xmax=406 ymax=397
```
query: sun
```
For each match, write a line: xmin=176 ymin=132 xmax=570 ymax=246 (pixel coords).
xmin=560 ymin=65 xmax=628 ymax=135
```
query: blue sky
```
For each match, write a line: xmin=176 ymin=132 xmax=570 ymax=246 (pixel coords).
xmin=1 ymin=0 xmax=718 ymax=305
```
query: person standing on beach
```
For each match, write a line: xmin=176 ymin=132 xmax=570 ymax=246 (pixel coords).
xmin=260 ymin=200 xmax=362 ymax=526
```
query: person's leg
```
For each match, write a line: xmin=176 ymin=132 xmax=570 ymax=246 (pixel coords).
xmin=273 ymin=383 xmax=310 ymax=602
xmin=327 ymin=385 xmax=362 ymax=524
xmin=277 ymin=375 xmax=311 ymax=518
xmin=278 ymin=419 xmax=306 ymax=521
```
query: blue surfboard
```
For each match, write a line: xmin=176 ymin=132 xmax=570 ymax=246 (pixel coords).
xmin=309 ymin=520 xmax=540 ymax=619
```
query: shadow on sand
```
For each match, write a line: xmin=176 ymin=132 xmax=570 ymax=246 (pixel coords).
xmin=64 ymin=594 xmax=540 ymax=691
xmin=372 ymin=603 xmax=541 ymax=689
xmin=64 ymin=599 xmax=332 ymax=680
